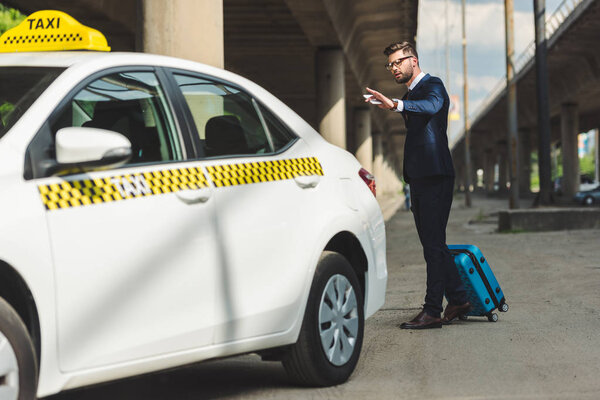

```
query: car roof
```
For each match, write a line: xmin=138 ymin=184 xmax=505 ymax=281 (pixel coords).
xmin=0 ymin=51 xmax=111 ymax=67
xmin=0 ymin=51 xmax=206 ymax=68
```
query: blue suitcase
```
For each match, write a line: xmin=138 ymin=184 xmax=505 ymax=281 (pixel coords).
xmin=448 ymin=244 xmax=508 ymax=322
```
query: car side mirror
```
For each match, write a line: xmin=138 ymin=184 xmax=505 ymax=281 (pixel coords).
xmin=52 ymin=127 xmax=132 ymax=175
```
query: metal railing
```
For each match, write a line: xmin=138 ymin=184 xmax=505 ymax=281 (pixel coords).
xmin=466 ymin=0 xmax=584 ymax=129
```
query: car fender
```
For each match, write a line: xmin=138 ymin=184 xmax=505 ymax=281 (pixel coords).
xmin=0 ymin=175 xmax=65 ymax=396
xmin=285 ymin=199 xmax=384 ymax=345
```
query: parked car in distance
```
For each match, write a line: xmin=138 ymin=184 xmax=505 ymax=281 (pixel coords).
xmin=574 ymin=184 xmax=600 ymax=206
xmin=554 ymin=174 xmax=599 ymax=195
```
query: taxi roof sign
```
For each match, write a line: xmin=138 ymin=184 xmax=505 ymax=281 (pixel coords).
xmin=0 ymin=10 xmax=110 ymax=53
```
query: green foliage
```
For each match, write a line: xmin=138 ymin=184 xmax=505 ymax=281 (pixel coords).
xmin=0 ymin=4 xmax=25 ymax=36
xmin=0 ymin=101 xmax=14 ymax=125
xmin=580 ymin=149 xmax=596 ymax=177
xmin=530 ymin=143 xmax=598 ymax=192
xmin=531 ymin=151 xmax=539 ymax=191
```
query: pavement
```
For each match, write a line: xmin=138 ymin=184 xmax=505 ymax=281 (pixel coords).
xmin=48 ymin=192 xmax=600 ymax=400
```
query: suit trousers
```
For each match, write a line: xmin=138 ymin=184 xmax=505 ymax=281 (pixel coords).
xmin=409 ymin=175 xmax=467 ymax=317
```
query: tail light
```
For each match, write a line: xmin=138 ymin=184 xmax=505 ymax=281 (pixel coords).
xmin=359 ymin=168 xmax=376 ymax=197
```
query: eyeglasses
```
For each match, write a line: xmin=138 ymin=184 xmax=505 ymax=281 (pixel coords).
xmin=385 ymin=55 xmax=414 ymax=71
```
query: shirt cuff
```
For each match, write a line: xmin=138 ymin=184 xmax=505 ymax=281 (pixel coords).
xmin=392 ymin=98 xmax=404 ymax=112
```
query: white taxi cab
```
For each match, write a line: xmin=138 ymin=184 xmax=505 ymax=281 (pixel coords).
xmin=0 ymin=11 xmax=387 ymax=399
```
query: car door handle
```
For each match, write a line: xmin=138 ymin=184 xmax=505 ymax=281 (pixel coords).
xmin=175 ymin=187 xmax=212 ymax=204
xmin=294 ymin=175 xmax=320 ymax=189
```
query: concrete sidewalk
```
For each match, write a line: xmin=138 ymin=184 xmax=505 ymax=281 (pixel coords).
xmin=365 ymin=192 xmax=600 ymax=399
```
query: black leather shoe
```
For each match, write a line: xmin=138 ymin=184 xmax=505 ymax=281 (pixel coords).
xmin=400 ymin=310 xmax=442 ymax=329
xmin=442 ymin=302 xmax=472 ymax=325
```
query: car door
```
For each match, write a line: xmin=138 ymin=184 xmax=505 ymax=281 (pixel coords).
xmin=169 ymin=71 xmax=325 ymax=344
xmin=31 ymin=69 xmax=219 ymax=372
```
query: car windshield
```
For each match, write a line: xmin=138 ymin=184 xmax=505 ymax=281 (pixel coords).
xmin=0 ymin=66 xmax=65 ymax=139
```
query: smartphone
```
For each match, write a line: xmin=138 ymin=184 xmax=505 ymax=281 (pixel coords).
xmin=363 ymin=94 xmax=382 ymax=105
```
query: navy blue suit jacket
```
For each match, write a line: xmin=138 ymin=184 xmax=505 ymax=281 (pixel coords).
xmin=401 ymin=74 xmax=455 ymax=183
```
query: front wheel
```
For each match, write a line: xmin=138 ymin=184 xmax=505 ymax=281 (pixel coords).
xmin=0 ymin=297 xmax=38 ymax=400
xmin=584 ymin=196 xmax=594 ymax=206
xmin=282 ymin=251 xmax=364 ymax=387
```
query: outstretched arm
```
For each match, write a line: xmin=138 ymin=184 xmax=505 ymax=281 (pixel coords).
xmin=402 ymin=83 xmax=445 ymax=116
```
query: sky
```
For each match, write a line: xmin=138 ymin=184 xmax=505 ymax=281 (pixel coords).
xmin=416 ymin=0 xmax=564 ymax=143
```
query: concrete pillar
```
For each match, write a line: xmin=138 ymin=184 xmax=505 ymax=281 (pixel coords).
xmin=391 ymin=135 xmax=405 ymax=175
xmin=459 ymin=165 xmax=466 ymax=191
xmin=519 ymin=128 xmax=532 ymax=195
xmin=455 ymin=164 xmax=464 ymax=191
xmin=552 ymin=142 xmax=560 ymax=181
xmin=472 ymin=165 xmax=479 ymax=190
xmin=595 ymin=128 xmax=599 ymax=183
xmin=382 ymin=148 xmax=402 ymax=195
xmin=498 ymin=149 xmax=508 ymax=192
xmin=142 ymin=0 xmax=224 ymax=68
xmin=373 ymin=132 xmax=384 ymax=190
xmin=484 ymin=150 xmax=495 ymax=192
xmin=316 ymin=48 xmax=346 ymax=149
xmin=382 ymin=156 xmax=392 ymax=195
xmin=560 ymin=103 xmax=579 ymax=198
xmin=354 ymin=108 xmax=372 ymax=171
xmin=382 ymin=156 xmax=395 ymax=195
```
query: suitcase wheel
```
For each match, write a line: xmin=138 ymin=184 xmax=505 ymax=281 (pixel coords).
xmin=500 ymin=303 xmax=509 ymax=312
xmin=458 ymin=315 xmax=468 ymax=321
xmin=487 ymin=313 xmax=498 ymax=322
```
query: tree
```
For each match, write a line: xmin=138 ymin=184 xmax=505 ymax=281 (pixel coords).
xmin=0 ymin=4 xmax=25 ymax=36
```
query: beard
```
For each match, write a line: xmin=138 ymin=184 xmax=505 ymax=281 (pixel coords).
xmin=394 ymin=66 xmax=414 ymax=84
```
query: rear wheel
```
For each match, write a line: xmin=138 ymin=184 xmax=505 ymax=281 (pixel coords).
xmin=282 ymin=251 xmax=364 ymax=386
xmin=584 ymin=196 xmax=594 ymax=206
xmin=0 ymin=298 xmax=37 ymax=400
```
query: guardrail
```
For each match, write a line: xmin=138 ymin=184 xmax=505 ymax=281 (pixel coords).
xmin=464 ymin=0 xmax=584 ymax=132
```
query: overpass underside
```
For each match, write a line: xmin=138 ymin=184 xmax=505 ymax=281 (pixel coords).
xmin=6 ymin=0 xmax=418 ymax=194
xmin=452 ymin=0 xmax=600 ymax=202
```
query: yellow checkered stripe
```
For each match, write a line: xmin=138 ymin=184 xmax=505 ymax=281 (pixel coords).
xmin=39 ymin=167 xmax=209 ymax=211
xmin=206 ymin=157 xmax=323 ymax=188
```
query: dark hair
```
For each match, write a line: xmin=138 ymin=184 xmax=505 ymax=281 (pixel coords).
xmin=383 ymin=41 xmax=418 ymax=59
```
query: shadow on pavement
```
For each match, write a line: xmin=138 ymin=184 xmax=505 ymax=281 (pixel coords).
xmin=45 ymin=356 xmax=294 ymax=400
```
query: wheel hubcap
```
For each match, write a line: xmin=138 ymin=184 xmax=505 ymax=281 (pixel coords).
xmin=318 ymin=274 xmax=359 ymax=366
xmin=0 ymin=332 xmax=19 ymax=400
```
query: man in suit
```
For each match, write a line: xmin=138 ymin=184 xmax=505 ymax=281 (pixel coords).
xmin=365 ymin=41 xmax=471 ymax=329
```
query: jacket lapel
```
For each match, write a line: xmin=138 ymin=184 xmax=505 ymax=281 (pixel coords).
xmin=410 ymin=73 xmax=430 ymax=95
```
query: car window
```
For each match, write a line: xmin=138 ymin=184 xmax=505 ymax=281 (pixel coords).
xmin=173 ymin=73 xmax=291 ymax=158
xmin=0 ymin=67 xmax=65 ymax=139
xmin=52 ymin=71 xmax=182 ymax=165
xmin=256 ymin=103 xmax=296 ymax=152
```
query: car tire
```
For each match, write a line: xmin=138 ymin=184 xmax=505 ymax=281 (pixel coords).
xmin=0 ymin=297 xmax=38 ymax=400
xmin=282 ymin=251 xmax=364 ymax=387
xmin=584 ymin=196 xmax=594 ymax=206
